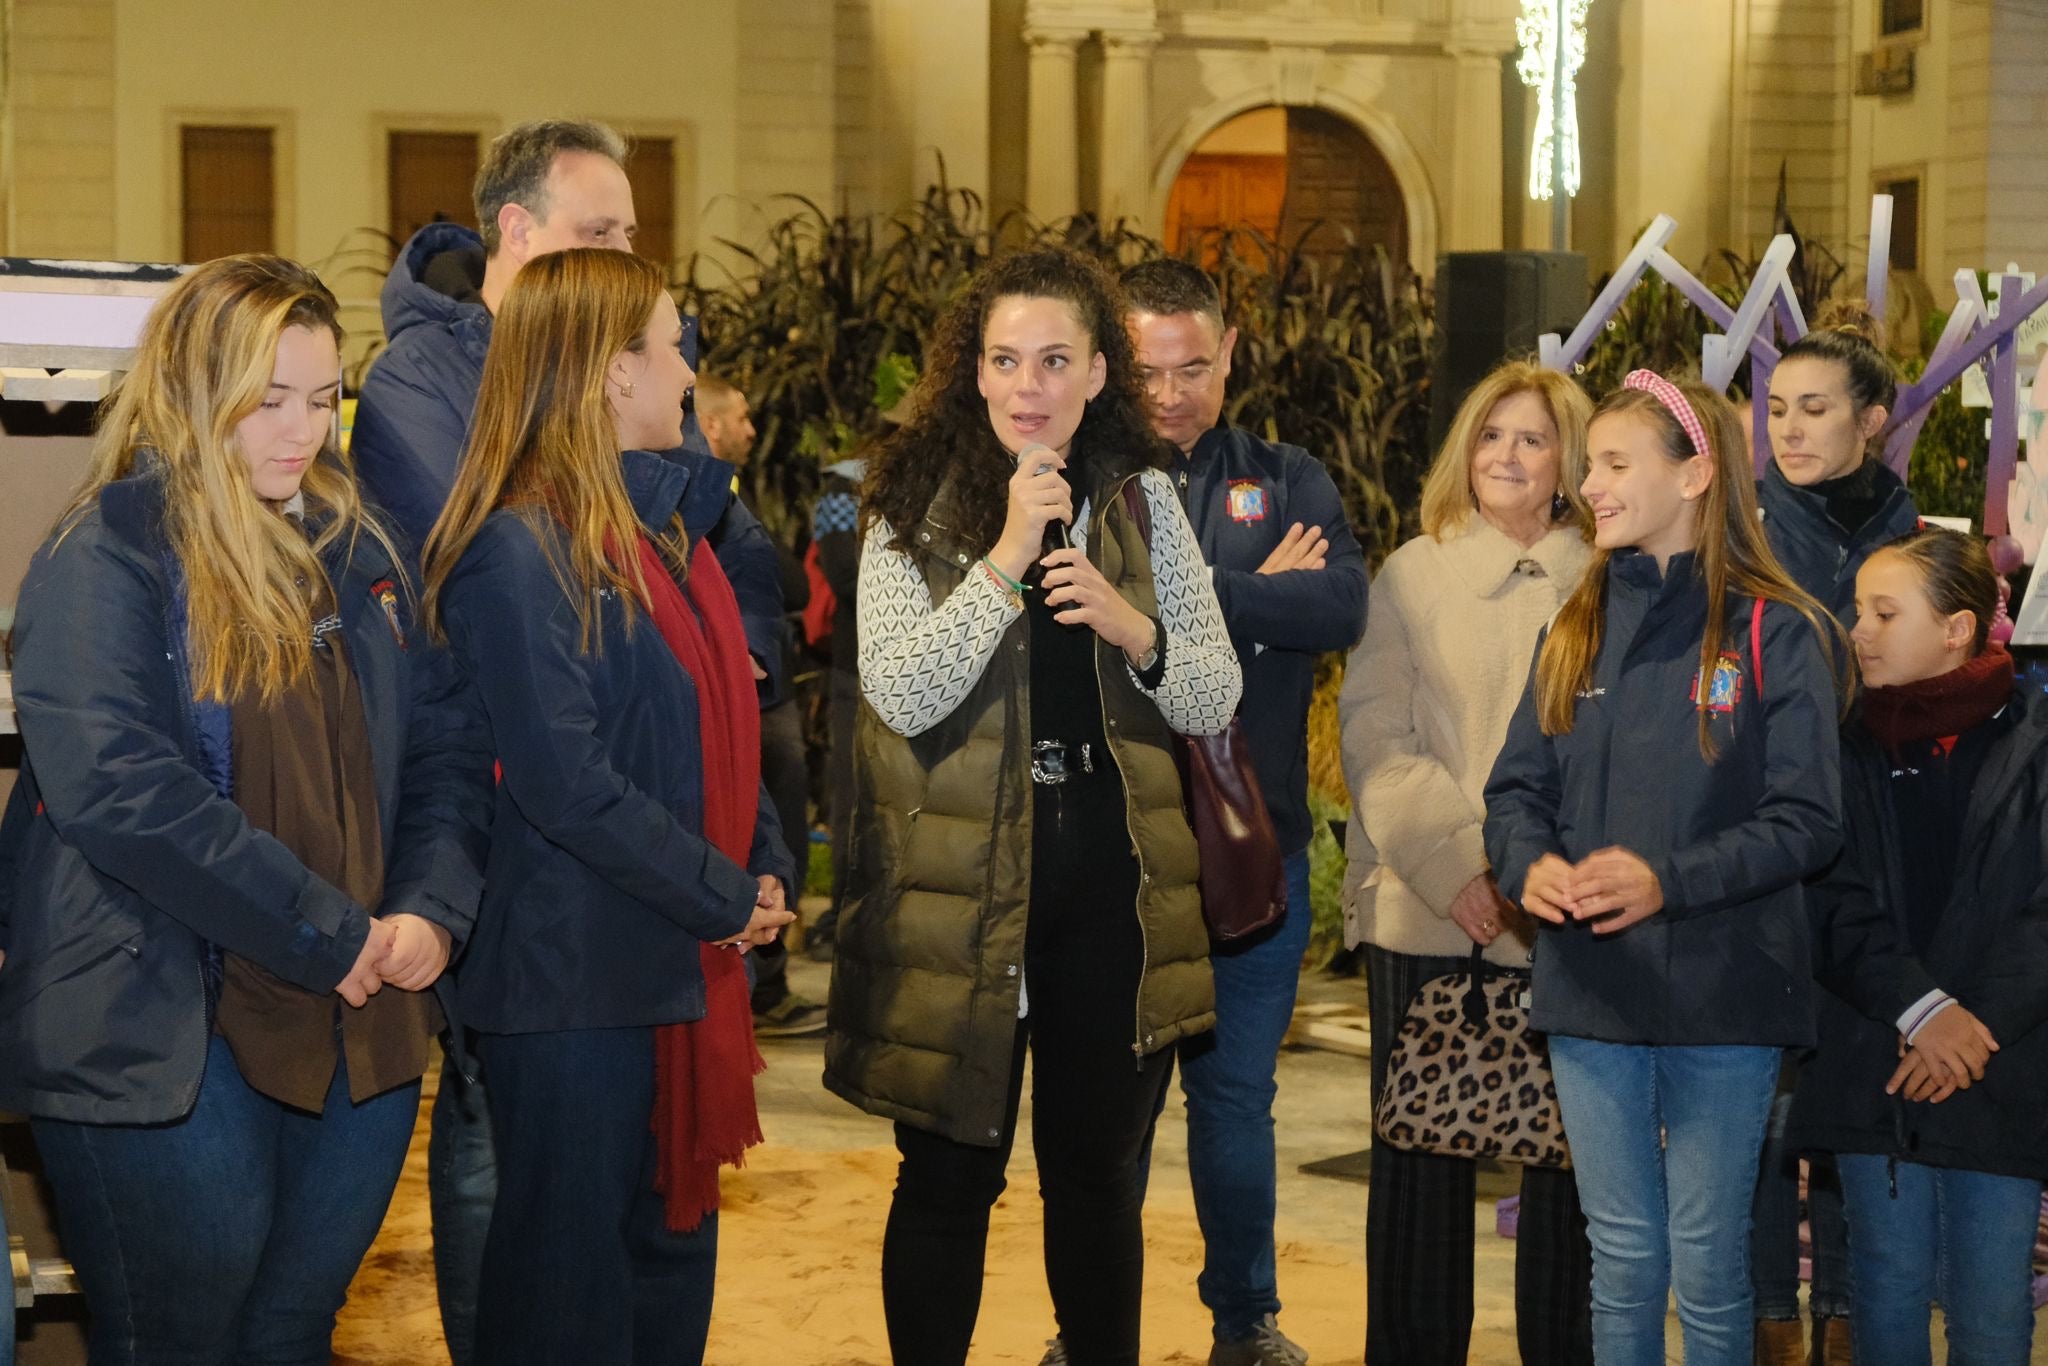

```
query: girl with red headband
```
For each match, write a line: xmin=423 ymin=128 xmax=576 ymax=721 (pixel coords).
xmin=1484 ymin=371 xmax=1849 ymax=1366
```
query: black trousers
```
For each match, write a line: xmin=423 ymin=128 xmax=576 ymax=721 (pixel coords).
xmin=1364 ymin=945 xmax=1595 ymax=1366
xmin=750 ymin=697 xmax=809 ymax=1003
xmin=881 ymin=776 xmax=1173 ymax=1366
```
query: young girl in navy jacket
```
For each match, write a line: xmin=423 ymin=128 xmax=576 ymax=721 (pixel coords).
xmin=1485 ymin=371 xmax=1846 ymax=1366
xmin=1795 ymin=528 xmax=2046 ymax=1366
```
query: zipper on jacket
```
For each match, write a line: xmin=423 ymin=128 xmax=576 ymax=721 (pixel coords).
xmin=157 ymin=587 xmax=216 ymax=1114
xmin=1098 ymin=476 xmax=1152 ymax=1070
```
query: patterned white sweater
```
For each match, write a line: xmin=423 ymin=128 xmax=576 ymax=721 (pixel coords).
xmin=858 ymin=468 xmax=1242 ymax=739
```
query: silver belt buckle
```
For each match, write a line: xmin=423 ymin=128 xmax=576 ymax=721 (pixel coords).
xmin=1031 ymin=740 xmax=1094 ymax=785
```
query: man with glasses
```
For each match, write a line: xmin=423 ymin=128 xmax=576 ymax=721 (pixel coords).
xmin=1117 ymin=259 xmax=1368 ymax=1366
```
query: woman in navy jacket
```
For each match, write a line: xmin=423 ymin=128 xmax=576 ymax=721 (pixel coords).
xmin=1796 ymin=529 xmax=2047 ymax=1366
xmin=1484 ymin=371 xmax=1845 ymax=1366
xmin=0 ymin=255 xmax=492 ymax=1364
xmin=422 ymin=248 xmax=793 ymax=1366
xmin=1751 ymin=301 xmax=1915 ymax=1364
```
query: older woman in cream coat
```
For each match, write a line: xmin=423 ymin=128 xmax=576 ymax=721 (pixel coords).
xmin=1339 ymin=360 xmax=1597 ymax=1366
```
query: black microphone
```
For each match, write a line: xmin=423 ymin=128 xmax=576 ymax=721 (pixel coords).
xmin=1018 ymin=442 xmax=1071 ymax=552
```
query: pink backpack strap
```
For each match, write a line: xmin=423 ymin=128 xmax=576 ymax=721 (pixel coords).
xmin=1750 ymin=596 xmax=1766 ymax=700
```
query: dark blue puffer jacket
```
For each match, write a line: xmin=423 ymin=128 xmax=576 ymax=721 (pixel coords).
xmin=437 ymin=450 xmax=794 ymax=1034
xmin=351 ymin=223 xmax=793 ymax=704
xmin=0 ymin=465 xmax=493 ymax=1123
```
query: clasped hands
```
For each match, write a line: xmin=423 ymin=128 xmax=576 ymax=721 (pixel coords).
xmin=1889 ymin=1004 xmax=2000 ymax=1105
xmin=717 ymin=875 xmax=796 ymax=954
xmin=334 ymin=913 xmax=454 ymax=1007
xmin=1520 ymin=848 xmax=1665 ymax=935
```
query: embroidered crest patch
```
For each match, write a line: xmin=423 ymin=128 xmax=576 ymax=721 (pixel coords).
xmin=1689 ymin=652 xmax=1743 ymax=713
xmin=371 ymin=578 xmax=407 ymax=651
xmin=1227 ymin=480 xmax=1268 ymax=523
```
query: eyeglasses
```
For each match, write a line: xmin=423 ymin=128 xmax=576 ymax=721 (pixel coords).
xmin=1139 ymin=362 xmax=1218 ymax=395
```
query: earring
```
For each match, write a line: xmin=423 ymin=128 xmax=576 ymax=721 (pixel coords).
xmin=619 ymin=380 xmax=636 ymax=398
xmin=1551 ymin=491 xmax=1568 ymax=519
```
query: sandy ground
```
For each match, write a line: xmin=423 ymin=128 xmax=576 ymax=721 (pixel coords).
xmin=328 ymin=957 xmax=1470 ymax=1366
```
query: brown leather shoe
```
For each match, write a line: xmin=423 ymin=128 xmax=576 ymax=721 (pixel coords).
xmin=1811 ymin=1316 xmax=1854 ymax=1366
xmin=1754 ymin=1318 xmax=1804 ymax=1366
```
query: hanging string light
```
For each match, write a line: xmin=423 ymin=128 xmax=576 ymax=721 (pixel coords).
xmin=1517 ymin=0 xmax=1593 ymax=203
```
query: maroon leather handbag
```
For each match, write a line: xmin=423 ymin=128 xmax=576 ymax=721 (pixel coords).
xmin=1121 ymin=481 xmax=1287 ymax=943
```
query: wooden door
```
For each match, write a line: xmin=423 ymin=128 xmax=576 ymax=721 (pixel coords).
xmin=388 ymin=131 xmax=481 ymax=246
xmin=1279 ymin=107 xmax=1407 ymax=268
xmin=625 ymin=137 xmax=676 ymax=273
xmin=181 ymin=126 xmax=274 ymax=261
xmin=1164 ymin=153 xmax=1287 ymax=267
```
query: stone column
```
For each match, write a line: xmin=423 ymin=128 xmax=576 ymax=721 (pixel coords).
xmin=1446 ymin=44 xmax=1506 ymax=250
xmin=1025 ymin=25 xmax=1086 ymax=223
xmin=1097 ymin=28 xmax=1162 ymax=228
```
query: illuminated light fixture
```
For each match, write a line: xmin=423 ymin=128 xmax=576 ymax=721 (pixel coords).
xmin=1517 ymin=0 xmax=1593 ymax=202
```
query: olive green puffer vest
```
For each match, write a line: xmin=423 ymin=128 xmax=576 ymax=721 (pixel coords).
xmin=823 ymin=472 xmax=1214 ymax=1146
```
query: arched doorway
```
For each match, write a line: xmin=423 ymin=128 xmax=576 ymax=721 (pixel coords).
xmin=1163 ymin=105 xmax=1408 ymax=267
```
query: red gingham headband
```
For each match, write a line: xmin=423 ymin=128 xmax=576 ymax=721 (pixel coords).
xmin=1622 ymin=369 xmax=1710 ymax=460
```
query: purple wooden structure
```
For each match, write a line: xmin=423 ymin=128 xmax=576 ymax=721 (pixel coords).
xmin=1540 ymin=196 xmax=2048 ymax=534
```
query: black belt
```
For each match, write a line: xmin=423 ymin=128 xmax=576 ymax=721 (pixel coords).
xmin=1031 ymin=740 xmax=1097 ymax=785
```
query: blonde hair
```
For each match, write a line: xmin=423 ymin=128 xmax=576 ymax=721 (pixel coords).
xmin=423 ymin=248 xmax=680 ymax=651
xmin=1534 ymin=376 xmax=1850 ymax=757
xmin=1420 ymin=360 xmax=1594 ymax=540
xmin=61 ymin=254 xmax=399 ymax=704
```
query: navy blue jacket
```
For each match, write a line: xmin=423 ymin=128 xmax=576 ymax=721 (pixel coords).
xmin=1171 ymin=425 xmax=1368 ymax=854
xmin=1758 ymin=459 xmax=1917 ymax=621
xmin=351 ymin=223 xmax=793 ymax=705
xmin=0 ymin=467 xmax=492 ymax=1123
xmin=437 ymin=450 xmax=795 ymax=1035
xmin=1483 ymin=552 xmax=1843 ymax=1046
xmin=1794 ymin=689 xmax=2048 ymax=1182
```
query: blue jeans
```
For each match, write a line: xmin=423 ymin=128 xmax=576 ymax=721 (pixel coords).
xmin=428 ymin=1047 xmax=494 ymax=1366
xmin=475 ymin=1027 xmax=718 ymax=1366
xmin=1178 ymin=849 xmax=1313 ymax=1341
xmin=1751 ymin=1058 xmax=1852 ymax=1319
xmin=31 ymin=1034 xmax=418 ymax=1366
xmin=1546 ymin=1037 xmax=1779 ymax=1366
xmin=1837 ymin=1154 xmax=2042 ymax=1366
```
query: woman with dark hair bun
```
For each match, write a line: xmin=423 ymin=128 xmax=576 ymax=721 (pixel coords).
xmin=1752 ymin=302 xmax=1918 ymax=1365
xmin=1796 ymin=528 xmax=2047 ymax=1366
xmin=826 ymin=246 xmax=1241 ymax=1365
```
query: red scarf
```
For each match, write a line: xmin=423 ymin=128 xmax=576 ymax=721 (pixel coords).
xmin=1861 ymin=643 xmax=2016 ymax=751
xmin=635 ymin=534 xmax=766 ymax=1233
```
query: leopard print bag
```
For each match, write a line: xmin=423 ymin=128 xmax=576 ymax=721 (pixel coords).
xmin=1372 ymin=947 xmax=1571 ymax=1168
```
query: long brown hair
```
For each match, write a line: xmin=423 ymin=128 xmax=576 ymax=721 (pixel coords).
xmin=61 ymin=254 xmax=401 ymax=703
xmin=862 ymin=247 xmax=1170 ymax=552
xmin=1535 ymin=375 xmax=1849 ymax=756
xmin=422 ymin=248 xmax=678 ymax=651
xmin=1419 ymin=359 xmax=1594 ymax=540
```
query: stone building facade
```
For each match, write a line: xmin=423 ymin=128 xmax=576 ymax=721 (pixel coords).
xmin=1 ymin=0 xmax=2044 ymax=336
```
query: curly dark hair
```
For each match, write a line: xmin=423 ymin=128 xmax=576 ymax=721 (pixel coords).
xmin=863 ymin=246 xmax=1171 ymax=554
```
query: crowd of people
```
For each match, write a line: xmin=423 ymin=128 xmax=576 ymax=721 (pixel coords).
xmin=0 ymin=113 xmax=2040 ymax=1366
